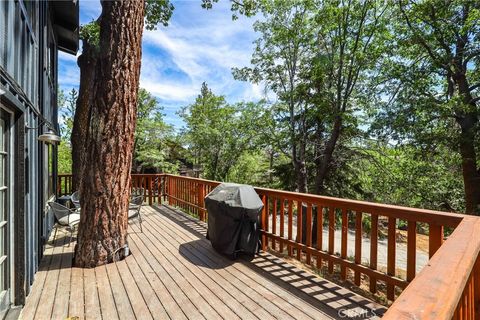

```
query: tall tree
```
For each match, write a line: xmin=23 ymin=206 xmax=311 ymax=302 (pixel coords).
xmin=308 ymin=0 xmax=389 ymax=194
xmin=374 ymin=0 xmax=480 ymax=214
xmin=58 ymin=89 xmax=77 ymax=174
xmin=235 ymin=0 xmax=388 ymax=194
xmin=234 ymin=1 xmax=315 ymax=192
xmin=133 ymin=88 xmax=178 ymax=173
xmin=180 ymin=83 xmax=267 ymax=181
xmin=71 ymin=22 xmax=100 ymax=190
xmin=74 ymin=0 xmax=145 ymax=267
xmin=71 ymin=1 xmax=174 ymax=191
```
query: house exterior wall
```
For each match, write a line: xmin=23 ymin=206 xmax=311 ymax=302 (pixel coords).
xmin=0 ymin=0 xmax=78 ymax=309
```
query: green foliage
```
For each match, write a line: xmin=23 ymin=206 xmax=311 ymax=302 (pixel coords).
xmin=145 ymin=0 xmax=175 ymax=29
xmin=227 ymin=151 xmax=271 ymax=186
xmin=79 ymin=21 xmax=100 ymax=46
xmin=59 ymin=88 xmax=77 ymax=142
xmin=57 ymin=89 xmax=77 ymax=174
xmin=179 ymin=83 xmax=270 ymax=181
xmin=133 ymin=88 xmax=180 ymax=173
xmin=58 ymin=143 xmax=73 ymax=174
xmin=355 ymin=142 xmax=465 ymax=212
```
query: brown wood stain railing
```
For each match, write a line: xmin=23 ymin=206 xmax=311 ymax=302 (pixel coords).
xmin=57 ymin=173 xmax=480 ymax=319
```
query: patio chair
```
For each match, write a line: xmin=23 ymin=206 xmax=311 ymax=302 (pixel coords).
xmin=48 ymin=202 xmax=81 ymax=245
xmin=131 ymin=187 xmax=145 ymax=197
xmin=128 ymin=195 xmax=144 ymax=232
xmin=71 ymin=191 xmax=81 ymax=209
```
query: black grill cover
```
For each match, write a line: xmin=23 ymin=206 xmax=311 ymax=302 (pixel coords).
xmin=205 ymin=183 xmax=263 ymax=258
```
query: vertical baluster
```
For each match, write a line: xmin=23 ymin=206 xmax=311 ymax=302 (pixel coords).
xmin=190 ymin=180 xmax=193 ymax=213
xmin=369 ymin=213 xmax=378 ymax=293
xmin=173 ymin=178 xmax=176 ymax=206
xmin=192 ymin=181 xmax=195 ymax=214
xmin=163 ymin=175 xmax=167 ymax=203
xmin=174 ymin=178 xmax=177 ymax=207
xmin=316 ymin=206 xmax=323 ymax=270
xmin=297 ymin=200 xmax=303 ymax=261
xmin=328 ymin=207 xmax=335 ymax=273
xmin=176 ymin=178 xmax=179 ymax=207
xmin=159 ymin=176 xmax=162 ymax=202
xmin=186 ymin=180 xmax=190 ymax=212
xmin=179 ymin=179 xmax=182 ymax=209
xmin=407 ymin=220 xmax=417 ymax=282
xmin=265 ymin=196 xmax=269 ymax=249
xmin=288 ymin=200 xmax=293 ymax=257
xmin=280 ymin=199 xmax=285 ymax=253
xmin=178 ymin=179 xmax=181 ymax=209
xmin=340 ymin=208 xmax=348 ymax=280
xmin=474 ymin=259 xmax=480 ymax=319
xmin=272 ymin=198 xmax=277 ymax=250
xmin=469 ymin=277 xmax=473 ymax=319
xmin=148 ymin=176 xmax=153 ymax=205
xmin=197 ymin=183 xmax=204 ymax=221
xmin=429 ymin=224 xmax=443 ymax=259
xmin=183 ymin=179 xmax=187 ymax=211
xmin=453 ymin=304 xmax=459 ymax=320
xmin=306 ymin=203 xmax=313 ymax=265
xmin=387 ymin=216 xmax=396 ymax=300
xmin=181 ymin=179 xmax=184 ymax=210
xmin=354 ymin=211 xmax=362 ymax=286
xmin=261 ymin=195 xmax=267 ymax=251
xmin=167 ymin=176 xmax=171 ymax=205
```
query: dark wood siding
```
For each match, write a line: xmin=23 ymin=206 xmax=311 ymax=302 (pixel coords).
xmin=0 ymin=0 xmax=74 ymax=305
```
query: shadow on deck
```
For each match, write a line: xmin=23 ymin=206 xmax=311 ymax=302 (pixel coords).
xmin=20 ymin=205 xmax=386 ymax=320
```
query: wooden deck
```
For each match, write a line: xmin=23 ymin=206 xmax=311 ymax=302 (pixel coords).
xmin=20 ymin=205 xmax=386 ymax=320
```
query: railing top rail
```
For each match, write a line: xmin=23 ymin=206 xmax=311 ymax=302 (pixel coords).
xmin=163 ymin=174 xmax=465 ymax=227
xmin=384 ymin=216 xmax=480 ymax=319
xmin=59 ymin=172 xmax=466 ymax=225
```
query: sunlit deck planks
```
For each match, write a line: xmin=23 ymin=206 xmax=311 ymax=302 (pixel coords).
xmin=19 ymin=205 xmax=386 ymax=320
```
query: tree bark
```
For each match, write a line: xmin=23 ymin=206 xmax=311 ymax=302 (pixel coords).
xmin=292 ymin=140 xmax=308 ymax=193
xmin=455 ymin=74 xmax=480 ymax=215
xmin=74 ymin=0 xmax=145 ymax=267
xmin=71 ymin=40 xmax=98 ymax=191
xmin=315 ymin=114 xmax=342 ymax=194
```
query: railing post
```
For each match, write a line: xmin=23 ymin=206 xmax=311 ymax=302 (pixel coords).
xmin=197 ymin=182 xmax=205 ymax=221
xmin=148 ymin=176 xmax=153 ymax=205
xmin=165 ymin=175 xmax=170 ymax=205
xmin=158 ymin=175 xmax=162 ymax=204
xmin=261 ymin=194 xmax=267 ymax=251
xmin=429 ymin=224 xmax=444 ymax=258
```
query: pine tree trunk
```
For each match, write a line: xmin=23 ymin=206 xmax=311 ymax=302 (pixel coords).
xmin=71 ymin=40 xmax=98 ymax=191
xmin=456 ymin=75 xmax=480 ymax=215
xmin=458 ymin=123 xmax=480 ymax=215
xmin=74 ymin=0 xmax=145 ymax=267
xmin=315 ymin=115 xmax=342 ymax=194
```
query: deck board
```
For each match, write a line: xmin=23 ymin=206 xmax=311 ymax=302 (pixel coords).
xmin=20 ymin=204 xmax=386 ymax=320
xmin=95 ymin=265 xmax=119 ymax=320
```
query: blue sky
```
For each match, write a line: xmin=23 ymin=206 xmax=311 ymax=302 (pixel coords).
xmin=58 ymin=0 xmax=263 ymax=129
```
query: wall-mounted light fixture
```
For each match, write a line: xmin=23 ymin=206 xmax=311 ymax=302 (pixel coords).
xmin=25 ymin=119 xmax=61 ymax=144
xmin=38 ymin=129 xmax=61 ymax=143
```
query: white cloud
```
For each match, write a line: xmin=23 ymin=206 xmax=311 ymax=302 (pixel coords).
xmin=140 ymin=80 xmax=198 ymax=102
xmin=58 ymin=0 xmax=265 ymax=128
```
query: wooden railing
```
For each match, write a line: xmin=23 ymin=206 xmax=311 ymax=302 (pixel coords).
xmin=57 ymin=173 xmax=480 ymax=319
xmin=57 ymin=174 xmax=73 ymax=196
